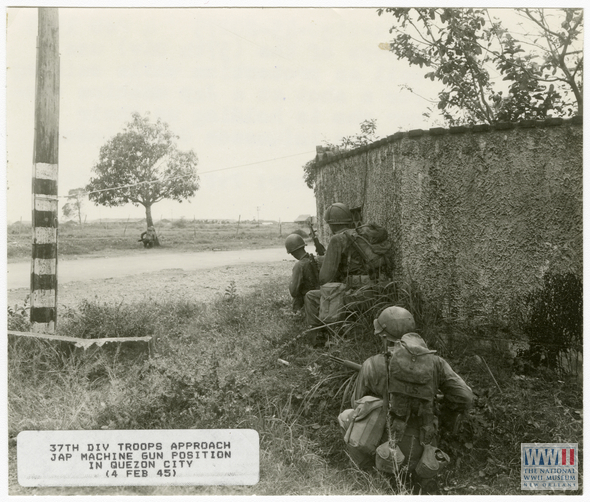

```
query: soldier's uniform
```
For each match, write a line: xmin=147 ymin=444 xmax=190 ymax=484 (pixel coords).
xmin=341 ymin=332 xmax=473 ymax=478
xmin=289 ymin=252 xmax=321 ymax=312
xmin=140 ymin=226 xmax=157 ymax=248
xmin=304 ymin=228 xmax=369 ymax=326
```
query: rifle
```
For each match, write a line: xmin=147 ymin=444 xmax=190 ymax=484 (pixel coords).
xmin=323 ymin=353 xmax=362 ymax=372
xmin=307 ymin=219 xmax=326 ymax=256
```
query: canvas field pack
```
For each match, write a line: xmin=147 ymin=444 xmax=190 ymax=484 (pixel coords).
xmin=388 ymin=335 xmax=437 ymax=420
xmin=344 ymin=224 xmax=393 ymax=277
xmin=343 ymin=395 xmax=387 ymax=455
xmin=319 ymin=282 xmax=347 ymax=323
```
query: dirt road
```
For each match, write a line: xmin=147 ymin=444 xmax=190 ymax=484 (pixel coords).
xmin=7 ymin=247 xmax=295 ymax=309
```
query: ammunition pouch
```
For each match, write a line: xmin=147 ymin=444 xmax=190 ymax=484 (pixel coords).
xmin=346 ymin=275 xmax=371 ymax=288
xmin=375 ymin=442 xmax=405 ymax=474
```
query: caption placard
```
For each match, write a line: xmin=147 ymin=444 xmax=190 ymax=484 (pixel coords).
xmin=18 ymin=429 xmax=259 ymax=487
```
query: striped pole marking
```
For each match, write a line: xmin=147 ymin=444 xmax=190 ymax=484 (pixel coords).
xmin=31 ymin=168 xmax=58 ymax=332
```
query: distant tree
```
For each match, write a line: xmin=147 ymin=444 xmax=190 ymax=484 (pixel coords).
xmin=86 ymin=113 xmax=199 ymax=245
xmin=378 ymin=8 xmax=583 ymax=125
xmin=61 ymin=188 xmax=86 ymax=226
xmin=303 ymin=119 xmax=379 ymax=189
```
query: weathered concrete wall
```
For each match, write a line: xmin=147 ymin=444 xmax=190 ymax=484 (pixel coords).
xmin=314 ymin=118 xmax=583 ymax=323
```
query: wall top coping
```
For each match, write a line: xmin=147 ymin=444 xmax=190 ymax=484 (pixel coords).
xmin=314 ymin=115 xmax=583 ymax=167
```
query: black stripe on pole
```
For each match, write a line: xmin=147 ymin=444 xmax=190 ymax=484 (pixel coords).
xmin=32 ymin=243 xmax=57 ymax=259
xmin=33 ymin=178 xmax=58 ymax=195
xmin=33 ymin=210 xmax=56 ymax=227
xmin=30 ymin=307 xmax=57 ymax=324
xmin=31 ymin=274 xmax=58 ymax=290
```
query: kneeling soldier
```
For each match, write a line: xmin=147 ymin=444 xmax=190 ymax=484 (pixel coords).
xmin=339 ymin=306 xmax=473 ymax=494
xmin=285 ymin=233 xmax=321 ymax=313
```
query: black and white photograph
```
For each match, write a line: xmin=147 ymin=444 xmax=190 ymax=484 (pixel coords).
xmin=5 ymin=4 xmax=583 ymax=496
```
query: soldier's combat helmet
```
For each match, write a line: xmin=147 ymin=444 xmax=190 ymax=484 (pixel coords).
xmin=323 ymin=202 xmax=353 ymax=225
xmin=285 ymin=233 xmax=306 ymax=254
xmin=374 ymin=306 xmax=415 ymax=341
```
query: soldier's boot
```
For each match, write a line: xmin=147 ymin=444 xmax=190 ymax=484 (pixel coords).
xmin=412 ymin=475 xmax=440 ymax=495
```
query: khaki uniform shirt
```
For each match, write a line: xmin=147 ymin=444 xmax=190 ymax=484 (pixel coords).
xmin=319 ymin=230 xmax=365 ymax=285
xmin=289 ymin=253 xmax=321 ymax=310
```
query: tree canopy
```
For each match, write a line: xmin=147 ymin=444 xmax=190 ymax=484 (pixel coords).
xmin=61 ymin=188 xmax=86 ymax=226
xmin=378 ymin=8 xmax=583 ymax=125
xmin=86 ymin=112 xmax=199 ymax=229
xmin=303 ymin=119 xmax=379 ymax=189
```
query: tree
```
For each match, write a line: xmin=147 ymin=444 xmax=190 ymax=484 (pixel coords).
xmin=303 ymin=119 xmax=379 ymax=189
xmin=378 ymin=8 xmax=583 ymax=125
xmin=86 ymin=113 xmax=199 ymax=244
xmin=61 ymin=188 xmax=86 ymax=226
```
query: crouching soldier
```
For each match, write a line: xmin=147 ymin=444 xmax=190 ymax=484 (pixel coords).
xmin=338 ymin=306 xmax=473 ymax=494
xmin=285 ymin=234 xmax=322 ymax=313
xmin=304 ymin=202 xmax=393 ymax=331
xmin=139 ymin=225 xmax=157 ymax=248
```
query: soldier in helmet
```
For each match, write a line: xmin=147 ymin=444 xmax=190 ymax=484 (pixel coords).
xmin=139 ymin=225 xmax=157 ymax=248
xmin=339 ymin=306 xmax=473 ymax=493
xmin=303 ymin=202 xmax=367 ymax=328
xmin=285 ymin=234 xmax=322 ymax=313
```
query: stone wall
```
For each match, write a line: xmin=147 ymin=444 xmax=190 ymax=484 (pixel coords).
xmin=314 ymin=118 xmax=583 ymax=323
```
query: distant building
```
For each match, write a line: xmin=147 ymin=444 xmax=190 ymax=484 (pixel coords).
xmin=294 ymin=214 xmax=316 ymax=227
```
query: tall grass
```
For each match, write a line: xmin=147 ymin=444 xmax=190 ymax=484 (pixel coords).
xmin=7 ymin=276 xmax=582 ymax=495
xmin=7 ymin=280 xmax=393 ymax=495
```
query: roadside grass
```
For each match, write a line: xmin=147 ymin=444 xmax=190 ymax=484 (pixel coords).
xmin=7 ymin=219 xmax=303 ymax=261
xmin=7 ymin=279 xmax=583 ymax=495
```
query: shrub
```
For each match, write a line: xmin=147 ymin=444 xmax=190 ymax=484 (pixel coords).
xmin=518 ymin=272 xmax=582 ymax=374
xmin=7 ymin=296 xmax=31 ymax=332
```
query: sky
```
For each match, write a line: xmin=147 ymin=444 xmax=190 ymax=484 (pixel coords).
xmin=6 ymin=6 xmax=447 ymax=224
xmin=5 ymin=5 xmax=584 ymax=225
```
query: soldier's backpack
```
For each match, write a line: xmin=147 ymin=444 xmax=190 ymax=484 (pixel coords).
xmin=344 ymin=224 xmax=393 ymax=279
xmin=342 ymin=395 xmax=387 ymax=455
xmin=319 ymin=282 xmax=347 ymax=323
xmin=388 ymin=334 xmax=438 ymax=444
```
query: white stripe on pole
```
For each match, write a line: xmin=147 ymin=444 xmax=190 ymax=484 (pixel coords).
xmin=34 ymin=162 xmax=58 ymax=180
xmin=33 ymin=258 xmax=57 ymax=275
xmin=33 ymin=227 xmax=58 ymax=244
xmin=34 ymin=197 xmax=58 ymax=213
xmin=31 ymin=289 xmax=58 ymax=308
xmin=32 ymin=322 xmax=52 ymax=333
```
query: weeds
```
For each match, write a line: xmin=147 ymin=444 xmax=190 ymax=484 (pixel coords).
xmin=7 ymin=275 xmax=583 ymax=496
xmin=517 ymin=272 xmax=583 ymax=376
xmin=7 ymin=295 xmax=31 ymax=332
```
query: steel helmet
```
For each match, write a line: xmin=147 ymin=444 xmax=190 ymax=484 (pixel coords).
xmin=285 ymin=233 xmax=305 ymax=254
xmin=374 ymin=306 xmax=415 ymax=340
xmin=324 ymin=202 xmax=353 ymax=225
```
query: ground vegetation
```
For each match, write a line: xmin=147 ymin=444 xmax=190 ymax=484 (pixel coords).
xmin=7 ymin=272 xmax=582 ymax=495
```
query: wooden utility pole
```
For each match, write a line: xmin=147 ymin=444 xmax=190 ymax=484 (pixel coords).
xmin=31 ymin=8 xmax=60 ymax=333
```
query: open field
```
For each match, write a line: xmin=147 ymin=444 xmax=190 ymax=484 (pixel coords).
xmin=7 ymin=218 xmax=307 ymax=262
